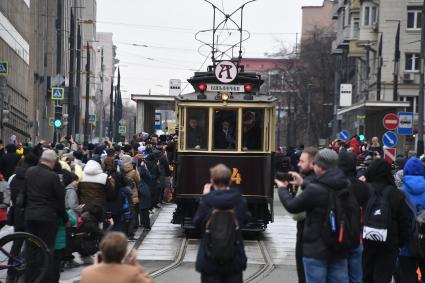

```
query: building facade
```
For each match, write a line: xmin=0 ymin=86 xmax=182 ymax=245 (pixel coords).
xmin=301 ymin=0 xmax=335 ymax=41
xmin=332 ymin=0 xmax=418 ymax=151
xmin=0 ymin=0 xmax=32 ymax=142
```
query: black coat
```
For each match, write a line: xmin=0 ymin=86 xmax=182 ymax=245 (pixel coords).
xmin=279 ymin=167 xmax=349 ymax=260
xmin=24 ymin=164 xmax=68 ymax=223
xmin=0 ymin=151 xmax=21 ymax=180
xmin=193 ymin=188 xmax=248 ymax=275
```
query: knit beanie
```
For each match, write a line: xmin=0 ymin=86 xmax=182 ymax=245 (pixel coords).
xmin=314 ymin=149 xmax=338 ymax=169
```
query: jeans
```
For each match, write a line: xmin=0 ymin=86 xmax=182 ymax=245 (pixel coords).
xmin=303 ymin=257 xmax=349 ymax=283
xmin=348 ymin=245 xmax=363 ymax=283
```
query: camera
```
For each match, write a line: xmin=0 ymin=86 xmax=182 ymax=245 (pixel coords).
xmin=276 ymin=171 xmax=293 ymax=182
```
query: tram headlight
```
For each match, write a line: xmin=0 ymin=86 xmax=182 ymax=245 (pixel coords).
xmin=221 ymin=92 xmax=230 ymax=101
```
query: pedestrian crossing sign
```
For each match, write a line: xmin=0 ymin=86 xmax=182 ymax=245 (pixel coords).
xmin=0 ymin=61 xmax=8 ymax=76
xmin=118 ymin=125 xmax=126 ymax=134
xmin=51 ymin=87 xmax=65 ymax=100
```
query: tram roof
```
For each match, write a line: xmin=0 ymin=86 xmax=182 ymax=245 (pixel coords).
xmin=175 ymin=91 xmax=277 ymax=103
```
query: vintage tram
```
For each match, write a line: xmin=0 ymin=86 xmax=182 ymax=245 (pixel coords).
xmin=172 ymin=62 xmax=277 ymax=232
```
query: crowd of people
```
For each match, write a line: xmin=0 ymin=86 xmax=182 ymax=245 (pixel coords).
xmin=0 ymin=133 xmax=175 ymax=283
xmin=274 ymin=135 xmax=425 ymax=283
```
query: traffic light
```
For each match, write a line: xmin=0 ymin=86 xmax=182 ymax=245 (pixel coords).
xmin=54 ymin=105 xmax=63 ymax=128
xmin=359 ymin=134 xmax=365 ymax=142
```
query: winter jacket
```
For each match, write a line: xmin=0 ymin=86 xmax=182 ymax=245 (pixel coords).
xmin=400 ymin=158 xmax=425 ymax=256
xmin=24 ymin=164 xmax=68 ymax=223
xmin=9 ymin=164 xmax=30 ymax=229
xmin=279 ymin=167 xmax=350 ymax=260
xmin=193 ymin=187 xmax=248 ymax=275
xmin=364 ymin=159 xmax=409 ymax=250
xmin=338 ymin=152 xmax=370 ymax=208
xmin=55 ymin=210 xmax=77 ymax=250
xmin=79 ymin=160 xmax=107 ymax=210
xmin=65 ymin=185 xmax=82 ymax=218
xmin=124 ymin=163 xmax=141 ymax=204
xmin=138 ymin=165 xmax=152 ymax=210
xmin=0 ymin=144 xmax=21 ymax=180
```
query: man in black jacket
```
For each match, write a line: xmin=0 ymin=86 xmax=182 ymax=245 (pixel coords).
xmin=291 ymin=147 xmax=317 ymax=283
xmin=0 ymin=143 xmax=21 ymax=180
xmin=24 ymin=149 xmax=68 ymax=283
xmin=193 ymin=164 xmax=248 ymax=283
xmin=338 ymin=152 xmax=370 ymax=283
xmin=276 ymin=149 xmax=350 ymax=283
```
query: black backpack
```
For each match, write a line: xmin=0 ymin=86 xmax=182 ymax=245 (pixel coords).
xmin=405 ymin=198 xmax=425 ymax=258
xmin=363 ymin=185 xmax=392 ymax=242
xmin=321 ymin=183 xmax=362 ymax=253
xmin=204 ymin=209 xmax=241 ymax=264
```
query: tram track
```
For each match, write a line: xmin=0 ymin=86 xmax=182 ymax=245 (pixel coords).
xmin=150 ymin=237 xmax=188 ymax=278
xmin=244 ymin=240 xmax=275 ymax=283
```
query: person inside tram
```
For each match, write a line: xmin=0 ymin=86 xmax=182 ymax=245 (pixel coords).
xmin=242 ymin=111 xmax=261 ymax=151
xmin=186 ymin=118 xmax=205 ymax=149
xmin=214 ymin=119 xmax=236 ymax=150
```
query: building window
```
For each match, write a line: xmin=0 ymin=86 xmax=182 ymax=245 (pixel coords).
xmin=407 ymin=7 xmax=422 ymax=29
xmin=363 ymin=5 xmax=378 ymax=26
xmin=405 ymin=53 xmax=420 ymax=71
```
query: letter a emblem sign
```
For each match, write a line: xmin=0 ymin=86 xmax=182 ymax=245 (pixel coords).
xmin=215 ymin=61 xmax=238 ymax=83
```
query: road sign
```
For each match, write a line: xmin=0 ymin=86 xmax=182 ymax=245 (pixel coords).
xmin=169 ymin=79 xmax=181 ymax=96
xmin=118 ymin=125 xmax=126 ymax=134
xmin=339 ymin=130 xmax=350 ymax=141
xmin=383 ymin=113 xmax=399 ymax=130
xmin=89 ymin=114 xmax=96 ymax=124
xmin=51 ymin=87 xmax=65 ymax=100
xmin=383 ymin=131 xmax=398 ymax=148
xmin=0 ymin=61 xmax=8 ymax=76
xmin=383 ymin=147 xmax=396 ymax=164
xmin=339 ymin=84 xmax=352 ymax=107
xmin=155 ymin=112 xmax=161 ymax=130
xmin=397 ymin=112 xmax=414 ymax=135
xmin=215 ymin=61 xmax=238 ymax=83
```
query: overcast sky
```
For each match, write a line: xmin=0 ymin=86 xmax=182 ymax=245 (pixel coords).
xmin=97 ymin=0 xmax=325 ymax=98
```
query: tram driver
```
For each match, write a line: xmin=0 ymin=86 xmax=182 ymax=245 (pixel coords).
xmin=187 ymin=118 xmax=206 ymax=149
xmin=214 ymin=119 xmax=236 ymax=149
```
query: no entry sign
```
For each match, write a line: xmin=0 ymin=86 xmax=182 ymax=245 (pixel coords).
xmin=383 ymin=113 xmax=399 ymax=130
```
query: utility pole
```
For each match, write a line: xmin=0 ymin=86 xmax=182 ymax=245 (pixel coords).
xmin=83 ymin=42 xmax=91 ymax=146
xmin=68 ymin=11 xmax=75 ymax=136
xmin=332 ymin=55 xmax=341 ymax=139
xmin=41 ymin=0 xmax=49 ymax=140
xmin=377 ymin=34 xmax=383 ymax=101
xmin=109 ymin=79 xmax=113 ymax=139
xmin=0 ymin=76 xmax=6 ymax=141
xmin=417 ymin=3 xmax=425 ymax=157
xmin=306 ymin=84 xmax=312 ymax=146
xmin=393 ymin=22 xmax=400 ymax=102
xmin=99 ymin=47 xmax=104 ymax=138
xmin=53 ymin=0 xmax=63 ymax=143
xmin=75 ymin=25 xmax=81 ymax=135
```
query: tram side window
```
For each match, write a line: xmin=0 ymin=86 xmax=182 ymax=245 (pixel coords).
xmin=242 ymin=109 xmax=264 ymax=151
xmin=186 ymin=109 xmax=208 ymax=150
xmin=214 ymin=109 xmax=237 ymax=150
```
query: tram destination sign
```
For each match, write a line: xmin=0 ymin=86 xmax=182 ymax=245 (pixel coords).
xmin=207 ymin=84 xmax=244 ymax=93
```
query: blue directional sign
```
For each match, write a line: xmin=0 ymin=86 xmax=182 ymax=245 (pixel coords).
xmin=382 ymin=131 xmax=398 ymax=148
xmin=155 ymin=112 xmax=161 ymax=130
xmin=397 ymin=112 xmax=414 ymax=135
xmin=0 ymin=61 xmax=8 ymax=76
xmin=51 ymin=87 xmax=65 ymax=100
xmin=339 ymin=130 xmax=350 ymax=141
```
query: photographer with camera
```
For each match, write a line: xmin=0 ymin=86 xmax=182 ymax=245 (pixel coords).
xmin=276 ymin=149 xmax=352 ymax=283
xmin=276 ymin=147 xmax=317 ymax=283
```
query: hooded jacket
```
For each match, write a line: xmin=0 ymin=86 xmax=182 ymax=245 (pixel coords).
xmin=79 ymin=160 xmax=107 ymax=210
xmin=338 ymin=152 xmax=370 ymax=207
xmin=279 ymin=167 xmax=349 ymax=259
xmin=123 ymin=162 xmax=140 ymax=204
xmin=0 ymin=144 xmax=21 ymax=180
xmin=400 ymin=157 xmax=425 ymax=256
xmin=365 ymin=159 xmax=409 ymax=250
xmin=193 ymin=188 xmax=248 ymax=275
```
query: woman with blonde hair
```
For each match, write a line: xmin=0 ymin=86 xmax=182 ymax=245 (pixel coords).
xmin=369 ymin=136 xmax=383 ymax=156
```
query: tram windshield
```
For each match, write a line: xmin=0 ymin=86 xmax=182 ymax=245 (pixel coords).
xmin=242 ymin=109 xmax=264 ymax=151
xmin=186 ymin=108 xmax=208 ymax=150
xmin=213 ymin=109 xmax=237 ymax=150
